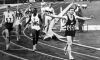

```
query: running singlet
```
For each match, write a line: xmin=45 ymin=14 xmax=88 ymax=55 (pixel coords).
xmin=26 ymin=9 xmax=32 ymax=15
xmin=4 ymin=11 xmax=14 ymax=23
xmin=16 ymin=11 xmax=23 ymax=18
xmin=66 ymin=15 xmax=76 ymax=31
xmin=14 ymin=11 xmax=23 ymax=26
xmin=31 ymin=14 xmax=40 ymax=30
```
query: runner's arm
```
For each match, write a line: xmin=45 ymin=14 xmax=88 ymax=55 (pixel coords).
xmin=52 ymin=8 xmax=55 ymax=15
xmin=24 ymin=16 xmax=31 ymax=27
xmin=13 ymin=12 xmax=16 ymax=23
xmin=0 ymin=14 xmax=5 ymax=27
xmin=2 ymin=15 xmax=5 ymax=24
xmin=74 ymin=13 xmax=92 ymax=20
xmin=47 ymin=14 xmax=67 ymax=19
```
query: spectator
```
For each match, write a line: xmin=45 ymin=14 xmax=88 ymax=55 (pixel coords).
xmin=75 ymin=5 xmax=85 ymax=32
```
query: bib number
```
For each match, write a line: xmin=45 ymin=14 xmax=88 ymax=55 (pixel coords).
xmin=6 ymin=18 xmax=12 ymax=23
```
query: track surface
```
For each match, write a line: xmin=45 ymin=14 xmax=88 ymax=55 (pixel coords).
xmin=0 ymin=2 xmax=100 ymax=60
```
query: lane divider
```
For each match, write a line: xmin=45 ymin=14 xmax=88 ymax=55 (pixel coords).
xmin=22 ymin=24 xmax=100 ymax=59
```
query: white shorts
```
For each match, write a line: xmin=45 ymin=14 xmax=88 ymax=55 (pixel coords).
xmin=13 ymin=20 xmax=21 ymax=27
xmin=31 ymin=25 xmax=40 ymax=31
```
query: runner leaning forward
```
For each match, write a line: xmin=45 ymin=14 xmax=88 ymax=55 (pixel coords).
xmin=0 ymin=5 xmax=15 ymax=50
xmin=24 ymin=8 xmax=43 ymax=51
xmin=46 ymin=8 xmax=92 ymax=60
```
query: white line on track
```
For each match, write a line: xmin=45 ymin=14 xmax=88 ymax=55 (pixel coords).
xmin=52 ymin=28 xmax=100 ymax=51
xmin=58 ymin=36 xmax=100 ymax=51
xmin=1 ymin=34 xmax=29 ymax=60
xmin=23 ymin=26 xmax=100 ymax=59
xmin=11 ymin=42 xmax=67 ymax=60
xmin=0 ymin=3 xmax=68 ymax=59
xmin=0 ymin=49 xmax=28 ymax=60
xmin=0 ymin=2 xmax=100 ymax=60
xmin=1 ymin=25 xmax=68 ymax=60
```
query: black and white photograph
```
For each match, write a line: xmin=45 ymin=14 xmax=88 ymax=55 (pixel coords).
xmin=0 ymin=0 xmax=100 ymax=60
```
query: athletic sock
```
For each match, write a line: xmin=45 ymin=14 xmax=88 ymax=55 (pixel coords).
xmin=33 ymin=44 xmax=36 ymax=51
xmin=6 ymin=44 xmax=9 ymax=50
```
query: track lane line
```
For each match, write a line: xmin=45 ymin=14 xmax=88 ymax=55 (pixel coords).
xmin=0 ymin=50 xmax=28 ymax=60
xmin=1 ymin=27 xmax=68 ymax=60
xmin=22 ymin=26 xmax=100 ymax=59
xmin=11 ymin=42 xmax=68 ymax=60
xmin=0 ymin=33 xmax=29 ymax=60
xmin=0 ymin=1 xmax=99 ymax=59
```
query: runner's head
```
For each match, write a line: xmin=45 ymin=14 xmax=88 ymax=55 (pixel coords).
xmin=68 ymin=8 xmax=75 ymax=15
xmin=32 ymin=8 xmax=37 ymax=16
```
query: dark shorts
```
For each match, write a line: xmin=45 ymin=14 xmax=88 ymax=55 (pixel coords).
xmin=65 ymin=30 xmax=76 ymax=37
xmin=4 ymin=23 xmax=13 ymax=32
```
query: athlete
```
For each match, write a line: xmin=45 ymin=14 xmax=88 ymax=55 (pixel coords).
xmin=13 ymin=6 xmax=23 ymax=41
xmin=24 ymin=8 xmax=43 ymax=51
xmin=24 ymin=4 xmax=33 ymax=29
xmin=42 ymin=3 xmax=55 ymax=33
xmin=47 ymin=8 xmax=92 ymax=60
xmin=0 ymin=5 xmax=15 ymax=50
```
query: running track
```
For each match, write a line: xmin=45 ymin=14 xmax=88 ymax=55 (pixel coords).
xmin=0 ymin=2 xmax=100 ymax=60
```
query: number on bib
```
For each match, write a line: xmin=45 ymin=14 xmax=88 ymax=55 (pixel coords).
xmin=6 ymin=18 xmax=12 ymax=23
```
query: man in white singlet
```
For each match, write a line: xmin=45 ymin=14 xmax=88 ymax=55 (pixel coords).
xmin=0 ymin=5 xmax=15 ymax=50
xmin=24 ymin=8 xmax=42 ymax=51
xmin=14 ymin=7 xmax=23 ymax=41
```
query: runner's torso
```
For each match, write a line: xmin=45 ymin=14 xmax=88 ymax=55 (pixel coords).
xmin=30 ymin=13 xmax=41 ymax=30
xmin=31 ymin=13 xmax=40 ymax=26
xmin=16 ymin=11 xmax=23 ymax=17
xmin=66 ymin=15 xmax=76 ymax=31
xmin=16 ymin=11 xmax=23 ymax=20
xmin=4 ymin=11 xmax=14 ymax=23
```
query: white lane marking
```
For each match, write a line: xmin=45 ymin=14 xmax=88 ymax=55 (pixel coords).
xmin=11 ymin=42 xmax=67 ymax=60
xmin=0 ymin=49 xmax=28 ymax=60
xmin=59 ymin=38 xmax=100 ymax=51
xmin=40 ymin=42 xmax=100 ymax=59
xmin=23 ymin=26 xmax=100 ymax=59
xmin=1 ymin=33 xmax=29 ymax=60
xmin=1 ymin=2 xmax=100 ymax=59
xmin=1 ymin=27 xmax=68 ymax=60
xmin=0 ymin=50 xmax=28 ymax=60
xmin=52 ymin=28 xmax=100 ymax=50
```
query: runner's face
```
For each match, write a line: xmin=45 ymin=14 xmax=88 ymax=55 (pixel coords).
xmin=69 ymin=9 xmax=74 ymax=15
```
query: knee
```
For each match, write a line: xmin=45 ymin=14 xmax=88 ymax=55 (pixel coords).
xmin=67 ymin=41 xmax=72 ymax=45
xmin=4 ymin=29 xmax=9 ymax=37
xmin=4 ymin=29 xmax=9 ymax=33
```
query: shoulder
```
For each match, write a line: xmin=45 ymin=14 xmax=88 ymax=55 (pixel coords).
xmin=51 ymin=7 xmax=54 ymax=10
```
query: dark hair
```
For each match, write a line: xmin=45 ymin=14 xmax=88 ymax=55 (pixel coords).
xmin=33 ymin=8 xmax=37 ymax=13
xmin=7 ymin=5 xmax=11 ymax=8
xmin=32 ymin=8 xmax=37 ymax=16
xmin=69 ymin=8 xmax=75 ymax=11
